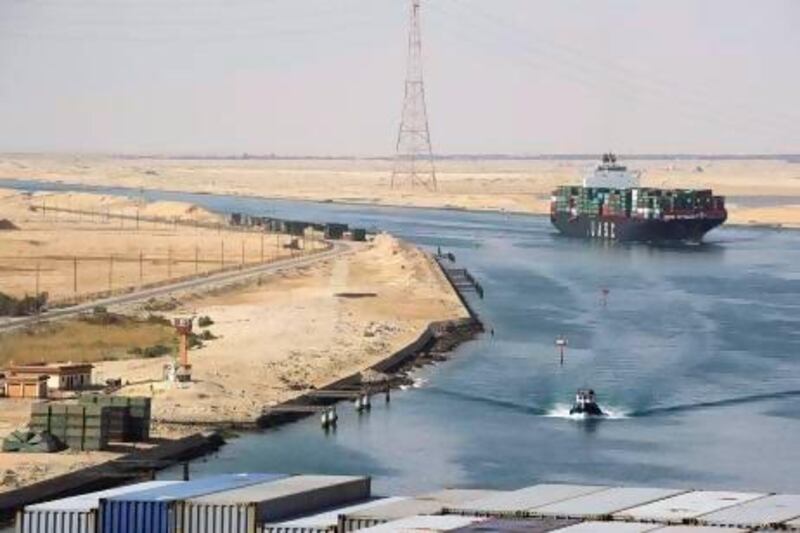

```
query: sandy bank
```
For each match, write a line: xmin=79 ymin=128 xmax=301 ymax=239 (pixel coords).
xmin=97 ymin=233 xmax=468 ymax=427
xmin=1 ymin=155 xmax=799 ymax=227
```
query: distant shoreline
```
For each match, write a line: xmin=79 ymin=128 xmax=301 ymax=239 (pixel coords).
xmin=2 ymin=152 xmax=800 ymax=162
xmin=1 ymin=176 xmax=799 ymax=231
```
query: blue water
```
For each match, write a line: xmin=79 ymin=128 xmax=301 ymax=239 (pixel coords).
xmin=3 ymin=179 xmax=799 ymax=495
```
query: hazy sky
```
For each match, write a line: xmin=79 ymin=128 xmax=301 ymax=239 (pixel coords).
xmin=1 ymin=0 xmax=798 ymax=155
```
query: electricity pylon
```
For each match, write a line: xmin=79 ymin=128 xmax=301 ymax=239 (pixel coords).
xmin=390 ymin=0 xmax=437 ymax=191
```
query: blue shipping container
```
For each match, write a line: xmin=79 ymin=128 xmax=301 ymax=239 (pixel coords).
xmin=99 ymin=473 xmax=285 ymax=533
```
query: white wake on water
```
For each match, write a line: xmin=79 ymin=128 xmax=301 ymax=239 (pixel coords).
xmin=544 ymin=403 xmax=630 ymax=420
xmin=399 ymin=377 xmax=428 ymax=391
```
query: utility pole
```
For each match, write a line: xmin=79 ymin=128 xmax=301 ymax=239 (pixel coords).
xmin=220 ymin=240 xmax=225 ymax=269
xmin=390 ymin=0 xmax=437 ymax=191
xmin=73 ymin=256 xmax=78 ymax=295
xmin=35 ymin=262 xmax=40 ymax=319
xmin=260 ymin=233 xmax=264 ymax=263
xmin=240 ymin=239 xmax=245 ymax=269
xmin=167 ymin=246 xmax=172 ymax=278
xmin=195 ymin=245 xmax=199 ymax=274
xmin=139 ymin=250 xmax=144 ymax=285
xmin=108 ymin=254 xmax=114 ymax=291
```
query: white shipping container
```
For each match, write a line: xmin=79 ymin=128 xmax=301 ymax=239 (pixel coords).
xmin=263 ymin=497 xmax=409 ymax=533
xmin=650 ymin=527 xmax=748 ymax=532
xmin=447 ymin=484 xmax=608 ymax=516
xmin=697 ymin=494 xmax=800 ymax=528
xmin=615 ymin=491 xmax=766 ymax=522
xmin=532 ymin=487 xmax=687 ymax=518
xmin=16 ymin=481 xmax=179 ymax=533
xmin=547 ymin=521 xmax=655 ymax=532
xmin=355 ymin=515 xmax=486 ymax=532
xmin=340 ymin=489 xmax=504 ymax=531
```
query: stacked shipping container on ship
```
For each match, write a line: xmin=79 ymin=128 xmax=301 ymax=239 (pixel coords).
xmin=97 ymin=473 xmax=286 ymax=533
xmin=16 ymin=481 xmax=179 ymax=533
xmin=550 ymin=154 xmax=727 ymax=242
xmin=175 ymin=475 xmax=371 ymax=533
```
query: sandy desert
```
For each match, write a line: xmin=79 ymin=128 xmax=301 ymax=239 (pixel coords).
xmin=1 ymin=154 xmax=799 ymax=227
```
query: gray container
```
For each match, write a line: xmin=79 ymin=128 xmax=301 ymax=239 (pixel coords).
xmin=16 ymin=481 xmax=178 ymax=533
xmin=613 ymin=491 xmax=766 ymax=523
xmin=355 ymin=515 xmax=486 ymax=532
xmin=264 ymin=497 xmax=409 ymax=533
xmin=447 ymin=484 xmax=608 ymax=517
xmin=340 ymin=489 xmax=503 ymax=531
xmin=530 ymin=487 xmax=687 ymax=519
xmin=450 ymin=517 xmax=580 ymax=532
xmin=177 ymin=475 xmax=370 ymax=533
xmin=696 ymin=493 xmax=800 ymax=529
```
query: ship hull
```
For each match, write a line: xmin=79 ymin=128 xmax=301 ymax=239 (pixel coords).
xmin=550 ymin=213 xmax=725 ymax=243
xmin=569 ymin=403 xmax=605 ymax=417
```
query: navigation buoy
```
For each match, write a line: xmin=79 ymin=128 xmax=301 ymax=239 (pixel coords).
xmin=600 ymin=287 xmax=610 ymax=307
xmin=555 ymin=335 xmax=568 ymax=366
xmin=321 ymin=406 xmax=338 ymax=429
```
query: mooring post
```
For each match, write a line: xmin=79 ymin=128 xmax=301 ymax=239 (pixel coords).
xmin=182 ymin=462 xmax=190 ymax=481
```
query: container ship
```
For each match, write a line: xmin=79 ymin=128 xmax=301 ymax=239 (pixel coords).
xmin=550 ymin=154 xmax=727 ymax=242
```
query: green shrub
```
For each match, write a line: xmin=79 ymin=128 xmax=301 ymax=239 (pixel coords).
xmin=199 ymin=330 xmax=217 ymax=340
xmin=143 ymin=344 xmax=172 ymax=358
xmin=0 ymin=291 xmax=49 ymax=316
xmin=197 ymin=315 xmax=214 ymax=327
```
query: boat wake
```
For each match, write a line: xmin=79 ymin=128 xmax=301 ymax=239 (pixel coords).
xmin=628 ymin=389 xmax=800 ymax=417
xmin=544 ymin=403 xmax=630 ymax=420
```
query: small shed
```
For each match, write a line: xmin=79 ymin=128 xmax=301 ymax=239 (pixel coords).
xmin=5 ymin=374 xmax=49 ymax=399
xmin=6 ymin=364 xmax=94 ymax=391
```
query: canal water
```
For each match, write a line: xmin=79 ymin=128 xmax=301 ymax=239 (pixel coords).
xmin=3 ymin=180 xmax=800 ymax=494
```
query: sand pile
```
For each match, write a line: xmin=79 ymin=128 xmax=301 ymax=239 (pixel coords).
xmin=0 ymin=219 xmax=18 ymax=230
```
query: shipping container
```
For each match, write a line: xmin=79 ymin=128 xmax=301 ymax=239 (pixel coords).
xmin=176 ymin=475 xmax=370 ymax=533
xmin=98 ymin=473 xmax=285 ymax=533
xmin=355 ymin=515 xmax=487 ymax=532
xmin=550 ymin=522 xmax=655 ymax=532
xmin=446 ymin=484 xmax=608 ymax=517
xmin=449 ymin=517 xmax=580 ymax=532
xmin=265 ymin=496 xmax=409 ymax=533
xmin=649 ymin=527 xmax=748 ymax=532
xmin=339 ymin=489 xmax=502 ymax=531
xmin=530 ymin=487 xmax=686 ymax=519
xmin=324 ymin=223 xmax=348 ymax=240
xmin=697 ymin=493 xmax=800 ymax=528
xmin=16 ymin=481 xmax=179 ymax=533
xmin=614 ymin=491 xmax=766 ymax=523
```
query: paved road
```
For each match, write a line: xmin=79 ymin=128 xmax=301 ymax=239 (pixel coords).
xmin=0 ymin=240 xmax=351 ymax=332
